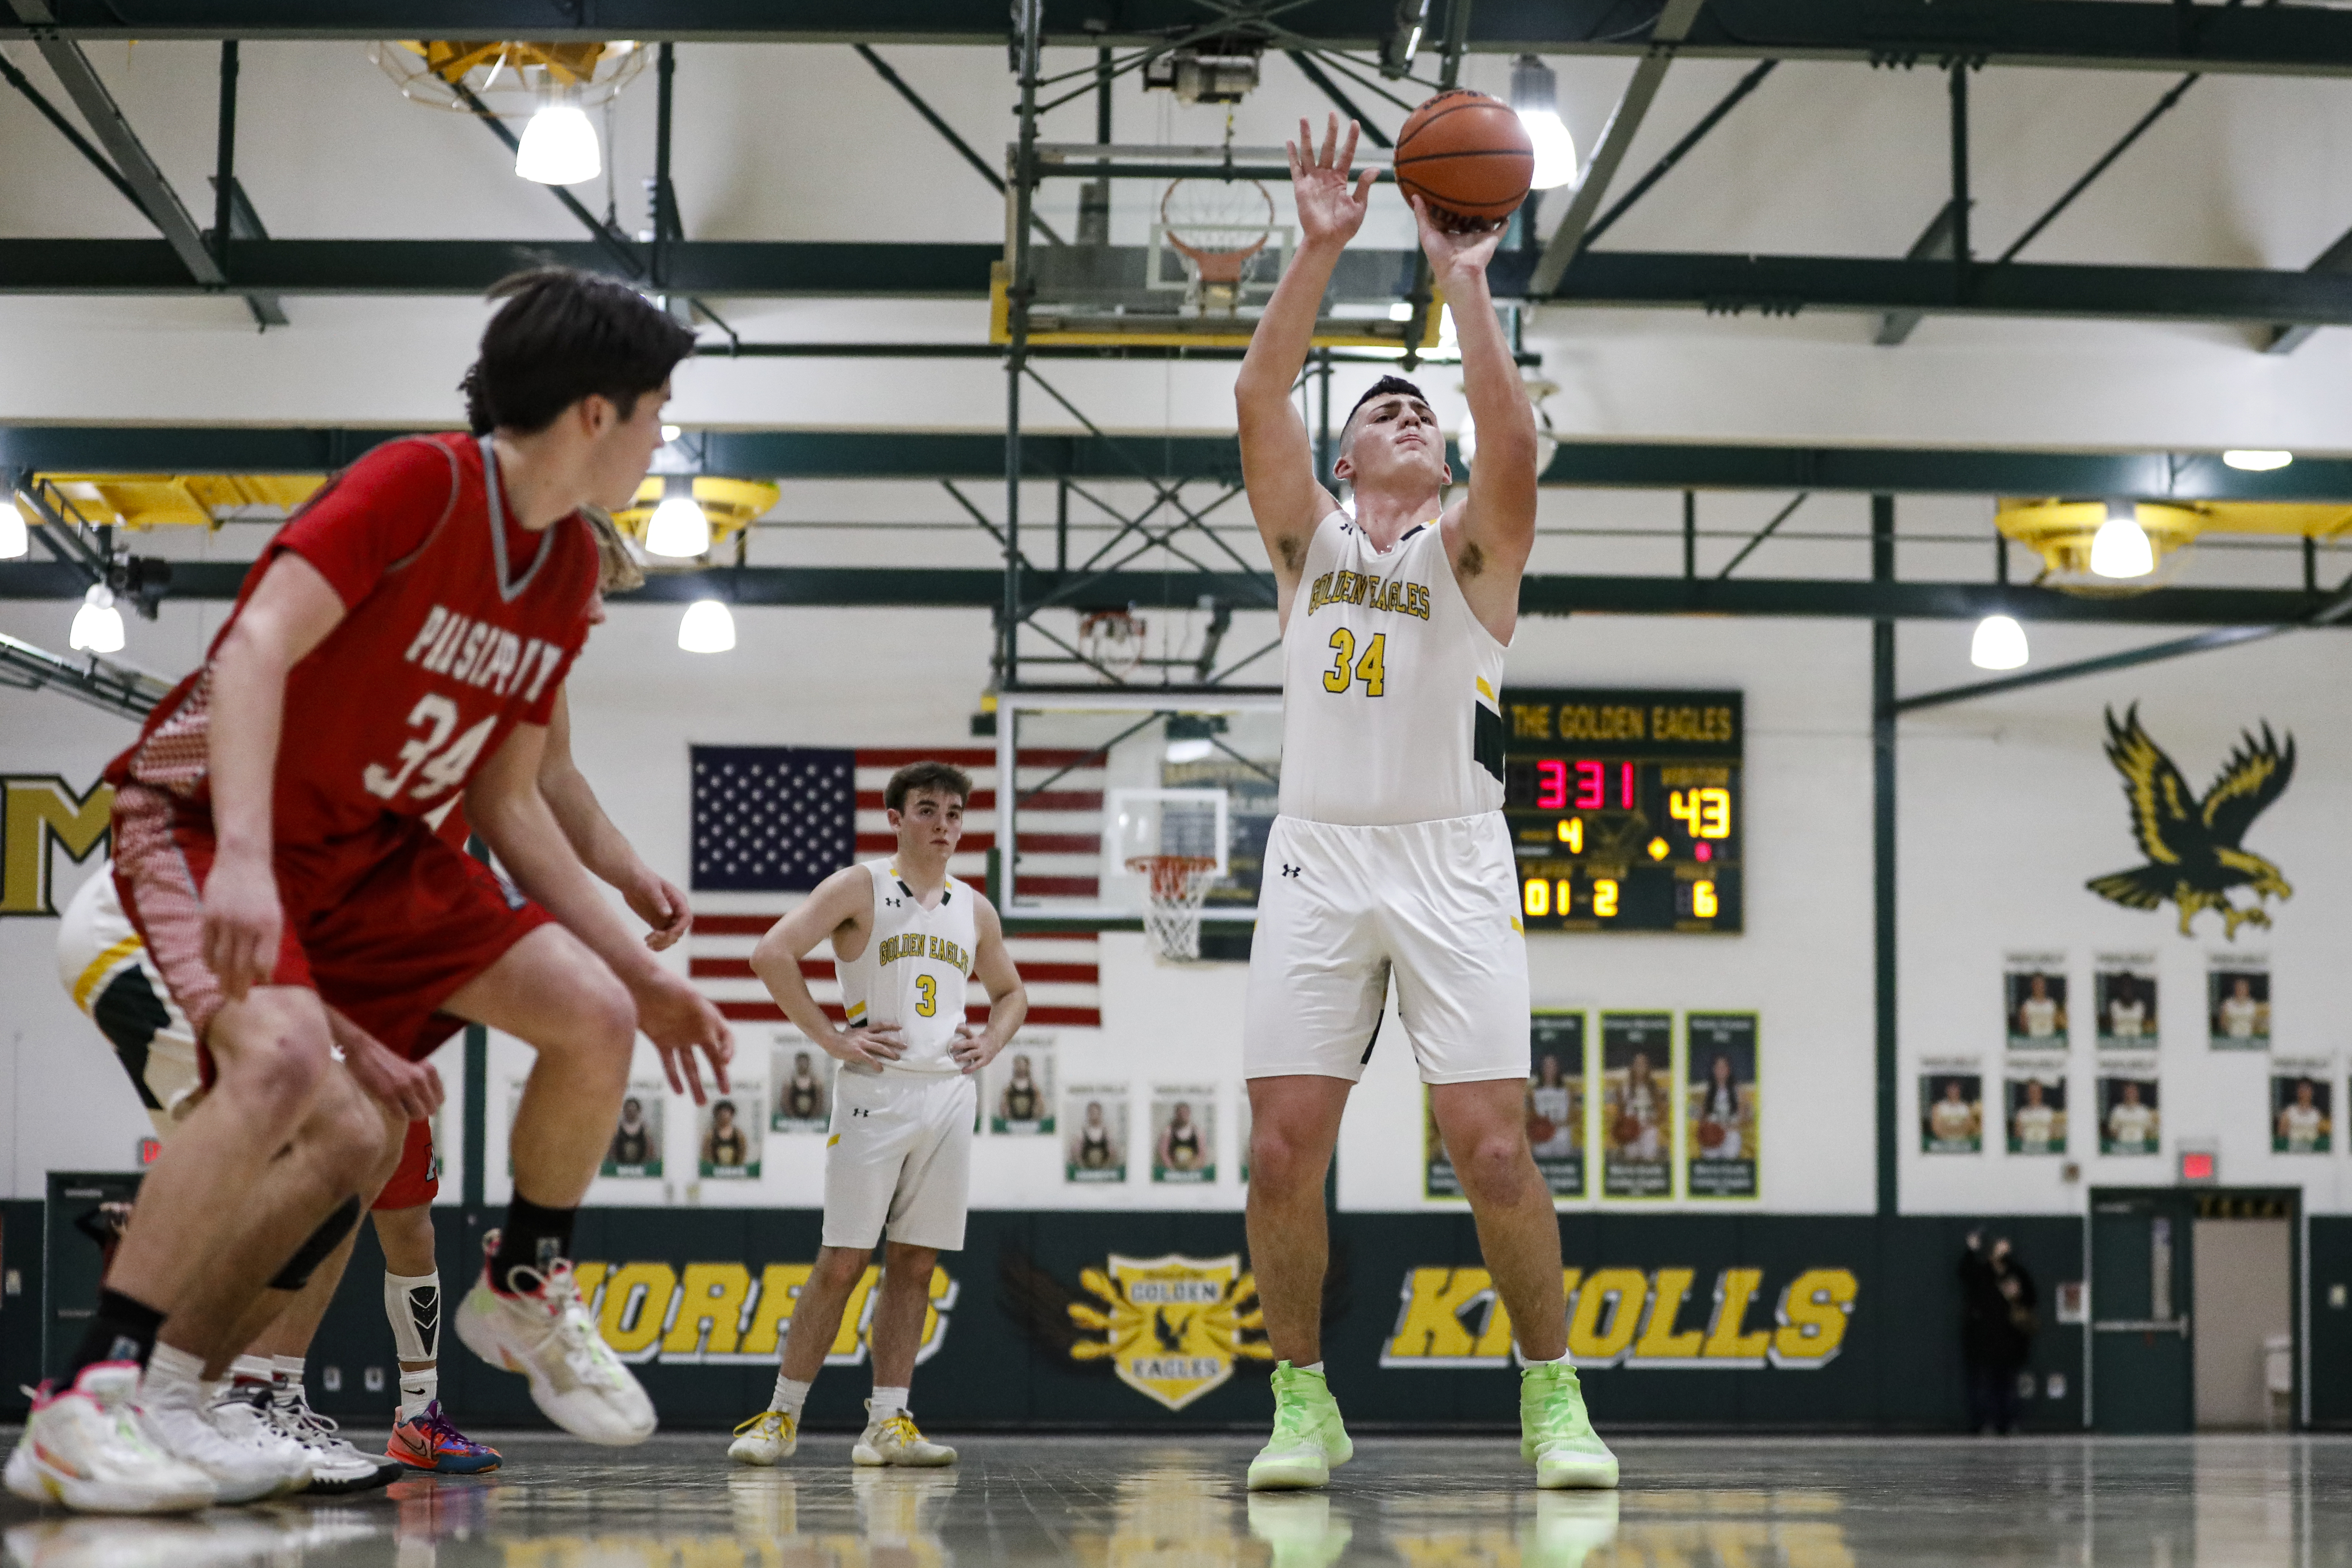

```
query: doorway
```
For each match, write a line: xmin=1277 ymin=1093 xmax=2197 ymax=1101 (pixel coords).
xmin=2089 ymin=1188 xmax=2299 ymax=1433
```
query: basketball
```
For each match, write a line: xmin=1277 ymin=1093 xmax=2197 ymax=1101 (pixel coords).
xmin=1528 ymin=1115 xmax=1557 ymax=1144
xmin=1698 ymin=1120 xmax=1727 ymax=1150
xmin=1393 ymin=89 xmax=1534 ymax=232
xmin=1613 ymin=1114 xmax=1642 ymax=1147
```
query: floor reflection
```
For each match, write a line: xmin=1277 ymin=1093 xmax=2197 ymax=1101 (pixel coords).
xmin=2 ymin=1434 xmax=2348 ymax=1568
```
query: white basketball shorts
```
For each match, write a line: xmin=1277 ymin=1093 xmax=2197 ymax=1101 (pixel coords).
xmin=57 ymin=864 xmax=202 ymax=1135
xmin=1244 ymin=813 xmax=1531 ymax=1085
xmin=823 ymin=1067 xmax=976 ymax=1252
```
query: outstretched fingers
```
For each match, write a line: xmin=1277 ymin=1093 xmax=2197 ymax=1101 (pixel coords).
xmin=1318 ymin=111 xmax=1339 ymax=168
xmin=1335 ymin=119 xmax=1360 ymax=180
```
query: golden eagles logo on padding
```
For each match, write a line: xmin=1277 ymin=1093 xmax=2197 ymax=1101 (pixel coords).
xmin=1069 ymin=1254 xmax=1270 ymax=1410
xmin=2087 ymin=704 xmax=2295 ymax=939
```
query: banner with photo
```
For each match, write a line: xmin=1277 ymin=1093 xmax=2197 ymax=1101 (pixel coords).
xmin=1150 ymin=1085 xmax=1216 ymax=1184
xmin=1919 ymin=1058 xmax=1982 ymax=1153
xmin=699 ymin=1081 xmax=762 ymax=1179
xmin=2208 ymin=955 xmax=2270 ymax=1050
xmin=987 ymin=1041 xmax=1057 ymax=1135
xmin=1064 ymin=1085 xmax=1128 ymax=1183
xmin=1600 ymin=1012 xmax=1674 ymax=1198
xmin=1684 ymin=1012 xmax=1758 ymax=1199
xmin=604 ymin=1081 xmax=668 ymax=1178
xmin=770 ymin=1042 xmax=834 ymax=1133
xmin=2004 ymin=952 xmax=2069 ymax=1050
xmin=2004 ymin=1063 xmax=2067 ymax=1156
xmin=2272 ymin=1057 xmax=2333 ymax=1154
xmin=1527 ymin=1012 xmax=1586 ymax=1198
xmin=2093 ymin=954 xmax=2158 ymax=1049
xmin=2097 ymin=1061 xmax=2161 ymax=1155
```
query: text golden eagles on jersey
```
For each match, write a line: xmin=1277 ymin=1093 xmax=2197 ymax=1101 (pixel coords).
xmin=1304 ymin=569 xmax=1432 ymax=621
xmin=876 ymin=933 xmax=971 ymax=972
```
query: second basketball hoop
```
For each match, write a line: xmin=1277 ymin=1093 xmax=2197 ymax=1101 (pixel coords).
xmin=1152 ymin=178 xmax=1284 ymax=317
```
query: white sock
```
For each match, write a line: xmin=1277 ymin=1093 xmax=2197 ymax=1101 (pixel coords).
xmin=1297 ymin=1361 xmax=1325 ymax=1377
xmin=229 ymin=1353 xmax=274 ymax=1387
xmin=1523 ymin=1350 xmax=1571 ymax=1368
xmin=771 ymin=1374 xmax=812 ymax=1418
xmin=869 ymin=1385 xmax=909 ymax=1423
xmin=143 ymin=1343 xmax=205 ymax=1406
xmin=270 ymin=1355 xmax=308 ymax=1408
xmin=399 ymin=1370 xmax=437 ymax=1422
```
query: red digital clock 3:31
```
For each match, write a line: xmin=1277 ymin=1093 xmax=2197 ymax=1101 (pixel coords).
xmin=1499 ymin=687 xmax=1742 ymax=933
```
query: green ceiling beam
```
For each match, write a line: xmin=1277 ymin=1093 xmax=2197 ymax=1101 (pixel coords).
xmin=11 ymin=2 xmax=2352 ymax=76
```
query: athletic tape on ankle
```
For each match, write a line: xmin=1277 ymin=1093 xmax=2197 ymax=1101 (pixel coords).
xmin=385 ymin=1270 xmax=442 ymax=1363
xmin=269 ymin=1195 xmax=362 ymax=1292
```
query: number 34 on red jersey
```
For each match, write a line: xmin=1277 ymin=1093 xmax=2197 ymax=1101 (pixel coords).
xmin=363 ymin=603 xmax=570 ymax=803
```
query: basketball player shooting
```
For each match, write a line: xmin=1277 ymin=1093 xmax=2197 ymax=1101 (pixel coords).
xmin=1231 ymin=114 xmax=1616 ymax=1492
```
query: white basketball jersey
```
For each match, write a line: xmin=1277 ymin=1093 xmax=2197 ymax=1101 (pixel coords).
xmin=834 ymin=860 xmax=976 ymax=1076
xmin=1278 ymin=513 xmax=1508 ymax=826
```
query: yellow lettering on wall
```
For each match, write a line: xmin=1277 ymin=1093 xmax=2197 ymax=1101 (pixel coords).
xmin=739 ymin=1263 xmax=812 ymax=1357
xmin=661 ymin=1263 xmax=754 ymax=1359
xmin=2 ymin=776 xmax=113 ymax=916
xmin=1703 ymin=1268 xmax=1774 ymax=1363
xmin=1631 ymin=1268 xmax=1707 ymax=1362
xmin=595 ymin=1262 xmax=678 ymax=1358
xmin=570 ymin=1262 xmax=608 ymax=1310
xmin=1566 ymin=1267 xmax=1649 ymax=1365
xmin=1770 ymin=1268 xmax=1857 ymax=1368
xmin=1380 ymin=1267 xmax=1513 ymax=1364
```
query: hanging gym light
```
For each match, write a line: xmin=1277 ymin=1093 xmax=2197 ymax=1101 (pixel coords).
xmin=1968 ymin=614 xmax=2029 ymax=671
xmin=644 ymin=476 xmax=711 ymax=558
xmin=2223 ymin=450 xmax=2293 ymax=472
xmin=1509 ymin=55 xmax=1578 ymax=190
xmin=69 ymin=583 xmax=125 ymax=653
xmin=0 ymin=500 xmax=26 ymax=559
xmin=677 ymin=599 xmax=736 ymax=654
xmin=2089 ymin=500 xmax=2156 ymax=579
xmin=514 ymin=95 xmax=600 ymax=185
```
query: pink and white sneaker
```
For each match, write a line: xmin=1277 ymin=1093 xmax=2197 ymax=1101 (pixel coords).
xmin=453 ymin=1229 xmax=655 ymax=1446
xmin=3 ymin=1363 xmax=214 ymax=1515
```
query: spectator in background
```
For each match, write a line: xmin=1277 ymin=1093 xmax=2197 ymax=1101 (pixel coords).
xmin=1961 ymin=1230 xmax=2038 ymax=1434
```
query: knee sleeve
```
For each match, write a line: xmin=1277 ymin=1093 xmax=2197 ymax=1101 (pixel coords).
xmin=268 ymin=1195 xmax=361 ymax=1292
xmin=384 ymin=1270 xmax=441 ymax=1363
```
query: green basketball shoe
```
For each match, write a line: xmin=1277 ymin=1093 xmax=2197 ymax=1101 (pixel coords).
xmin=1520 ymin=1361 xmax=1619 ymax=1489
xmin=1246 ymin=1363 xmax=1354 ymax=1491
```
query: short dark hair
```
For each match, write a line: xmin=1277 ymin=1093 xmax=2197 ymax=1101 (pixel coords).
xmin=1339 ymin=374 xmax=1434 ymax=453
xmin=886 ymin=761 xmax=973 ymax=813
xmin=461 ymin=268 xmax=697 ymax=436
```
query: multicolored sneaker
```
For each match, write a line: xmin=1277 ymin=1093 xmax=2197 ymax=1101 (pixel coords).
xmin=1520 ymin=1362 xmax=1619 ymax=1489
xmin=2 ymin=1363 xmax=214 ymax=1515
xmin=387 ymin=1402 xmax=502 ymax=1475
xmin=1246 ymin=1363 xmax=1352 ymax=1491
xmin=454 ymin=1229 xmax=655 ymax=1446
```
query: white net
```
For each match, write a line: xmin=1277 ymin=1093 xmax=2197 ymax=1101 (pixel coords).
xmin=1129 ymin=855 xmax=1220 ymax=963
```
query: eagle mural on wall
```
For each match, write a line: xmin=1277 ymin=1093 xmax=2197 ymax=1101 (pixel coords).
xmin=2087 ymin=704 xmax=2295 ymax=939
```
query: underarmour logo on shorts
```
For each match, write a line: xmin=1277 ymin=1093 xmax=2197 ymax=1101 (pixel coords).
xmin=1281 ymin=864 xmax=1302 ymax=878
xmin=852 ymin=1107 xmax=872 ymax=1117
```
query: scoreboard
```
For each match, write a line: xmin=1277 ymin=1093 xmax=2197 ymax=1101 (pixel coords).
xmin=1500 ymin=687 xmax=1742 ymax=934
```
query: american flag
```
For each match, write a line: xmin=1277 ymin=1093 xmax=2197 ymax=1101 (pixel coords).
xmin=687 ymin=745 xmax=1104 ymax=1029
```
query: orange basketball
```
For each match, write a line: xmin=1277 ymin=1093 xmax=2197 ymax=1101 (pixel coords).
xmin=1393 ymin=89 xmax=1534 ymax=231
xmin=1529 ymin=1116 xmax=1557 ymax=1144
xmin=1612 ymin=1115 xmax=1642 ymax=1147
xmin=1698 ymin=1120 xmax=1726 ymax=1150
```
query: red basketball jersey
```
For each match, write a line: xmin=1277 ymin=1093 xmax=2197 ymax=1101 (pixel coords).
xmin=107 ymin=434 xmax=599 ymax=854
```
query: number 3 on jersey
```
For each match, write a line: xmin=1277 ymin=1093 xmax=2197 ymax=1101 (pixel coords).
xmin=1322 ymin=629 xmax=1386 ymax=697
xmin=914 ymin=974 xmax=938 ymax=1017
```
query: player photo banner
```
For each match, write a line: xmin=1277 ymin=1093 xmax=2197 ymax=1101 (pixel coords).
xmin=2097 ymin=1061 xmax=2161 ymax=1155
xmin=1919 ymin=1058 xmax=1983 ymax=1154
xmin=2004 ymin=1064 xmax=2067 ymax=1156
xmin=1065 ymin=1084 xmax=1128 ymax=1183
xmin=1150 ymin=1085 xmax=1217 ymax=1184
xmin=2271 ymin=1057 xmax=2333 ymax=1154
xmin=699 ymin=1082 xmax=762 ymax=1180
xmin=2093 ymin=954 xmax=2158 ymax=1050
xmin=1684 ymin=1013 xmax=1758 ymax=1199
xmin=604 ymin=1081 xmax=668 ymax=1178
xmin=770 ymin=1041 xmax=833 ymax=1134
xmin=2208 ymin=955 xmax=2270 ymax=1050
xmin=1528 ymin=1012 xmax=1586 ymax=1199
xmin=988 ymin=1039 xmax=1057 ymax=1135
xmin=2004 ymin=952 xmax=2069 ymax=1050
xmin=1601 ymin=1012 xmax=1674 ymax=1198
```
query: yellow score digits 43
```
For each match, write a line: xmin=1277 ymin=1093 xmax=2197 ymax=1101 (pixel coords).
xmin=1668 ymin=786 xmax=1732 ymax=839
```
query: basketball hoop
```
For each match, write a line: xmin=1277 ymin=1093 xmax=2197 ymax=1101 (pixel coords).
xmin=1077 ymin=609 xmax=1146 ymax=681
xmin=1157 ymin=179 xmax=1276 ymax=316
xmin=1128 ymin=854 xmax=1220 ymax=963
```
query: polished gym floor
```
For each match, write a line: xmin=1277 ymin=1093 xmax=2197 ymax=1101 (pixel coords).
xmin=4 ymin=1431 xmax=2349 ymax=1566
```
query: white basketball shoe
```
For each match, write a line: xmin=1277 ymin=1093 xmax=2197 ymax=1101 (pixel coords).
xmin=133 ymin=1369 xmax=287 ymax=1505
xmin=454 ymin=1230 xmax=656 ymax=1445
xmin=2 ymin=1363 xmax=215 ymax=1515
xmin=206 ymin=1383 xmax=314 ymax=1498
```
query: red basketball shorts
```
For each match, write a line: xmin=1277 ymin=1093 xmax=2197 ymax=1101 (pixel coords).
xmin=112 ymin=783 xmax=555 ymax=1072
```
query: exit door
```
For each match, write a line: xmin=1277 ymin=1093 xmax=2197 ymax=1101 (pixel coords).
xmin=2090 ymin=1189 xmax=2194 ymax=1433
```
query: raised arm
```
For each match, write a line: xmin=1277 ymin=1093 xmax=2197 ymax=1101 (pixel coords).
xmin=748 ymin=867 xmax=904 ymax=1072
xmin=950 ymin=892 xmax=1029 ymax=1076
xmin=539 ymin=686 xmax=692 ymax=949
xmin=1417 ymin=196 xmax=1538 ymax=643
xmin=1237 ymin=115 xmax=1376 ymax=616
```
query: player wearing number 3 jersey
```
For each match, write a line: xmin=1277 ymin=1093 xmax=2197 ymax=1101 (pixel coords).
xmin=1231 ymin=114 xmax=1616 ymax=1495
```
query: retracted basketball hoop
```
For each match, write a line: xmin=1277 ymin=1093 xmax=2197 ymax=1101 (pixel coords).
xmin=1128 ymin=854 xmax=1220 ymax=963
xmin=1156 ymin=178 xmax=1277 ymax=317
